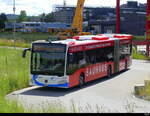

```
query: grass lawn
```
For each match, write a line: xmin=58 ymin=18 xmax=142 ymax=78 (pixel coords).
xmin=0 ymin=32 xmax=50 ymax=42
xmin=0 ymin=47 xmax=30 ymax=95
xmin=0 ymin=32 xmax=52 ymax=48
xmin=132 ymin=47 xmax=150 ymax=60
xmin=0 ymin=47 xmax=30 ymax=112
xmin=133 ymin=36 xmax=146 ymax=41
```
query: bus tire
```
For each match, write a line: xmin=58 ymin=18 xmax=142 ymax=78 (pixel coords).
xmin=125 ymin=61 xmax=128 ymax=70
xmin=107 ymin=66 xmax=112 ymax=78
xmin=79 ymin=73 xmax=85 ymax=87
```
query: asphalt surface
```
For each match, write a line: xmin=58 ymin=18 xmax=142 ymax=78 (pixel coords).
xmin=7 ymin=60 xmax=150 ymax=113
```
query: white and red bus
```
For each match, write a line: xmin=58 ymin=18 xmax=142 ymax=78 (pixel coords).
xmin=23 ymin=34 xmax=133 ymax=88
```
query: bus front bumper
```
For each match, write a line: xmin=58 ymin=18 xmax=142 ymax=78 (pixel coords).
xmin=30 ymin=75 xmax=69 ymax=88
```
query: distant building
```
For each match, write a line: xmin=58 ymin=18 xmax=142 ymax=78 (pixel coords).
xmin=53 ymin=7 xmax=74 ymax=24
xmin=139 ymin=3 xmax=146 ymax=9
xmin=127 ymin=1 xmax=138 ymax=8
xmin=20 ymin=22 xmax=42 ymax=32
xmin=40 ymin=22 xmax=70 ymax=33
xmin=5 ymin=22 xmax=70 ymax=33
xmin=21 ymin=22 xmax=70 ymax=33
xmin=6 ymin=14 xmax=19 ymax=21
xmin=28 ymin=16 xmax=41 ymax=22
xmin=89 ymin=20 xmax=116 ymax=34
xmin=121 ymin=12 xmax=146 ymax=35
xmin=89 ymin=11 xmax=146 ymax=36
xmin=53 ymin=6 xmax=115 ymax=24
xmin=5 ymin=22 xmax=23 ymax=30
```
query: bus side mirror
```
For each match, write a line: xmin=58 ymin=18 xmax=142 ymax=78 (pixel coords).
xmin=22 ymin=48 xmax=31 ymax=58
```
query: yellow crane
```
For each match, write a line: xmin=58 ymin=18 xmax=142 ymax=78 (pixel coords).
xmin=71 ymin=0 xmax=85 ymax=33
xmin=57 ymin=0 xmax=90 ymax=40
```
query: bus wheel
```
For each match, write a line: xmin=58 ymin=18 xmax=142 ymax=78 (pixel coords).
xmin=79 ymin=74 xmax=85 ymax=87
xmin=125 ymin=61 xmax=128 ymax=70
xmin=107 ymin=66 xmax=112 ymax=78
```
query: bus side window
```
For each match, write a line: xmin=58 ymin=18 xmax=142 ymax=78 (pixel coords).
xmin=105 ymin=47 xmax=114 ymax=61
xmin=130 ymin=44 xmax=132 ymax=55
xmin=69 ymin=53 xmax=74 ymax=64
xmin=76 ymin=51 xmax=86 ymax=66
xmin=68 ymin=52 xmax=85 ymax=67
xmin=95 ymin=47 xmax=114 ymax=63
xmin=67 ymin=52 xmax=86 ymax=75
xmin=67 ymin=53 xmax=77 ymax=75
xmin=95 ymin=48 xmax=102 ymax=63
xmin=95 ymin=48 xmax=106 ymax=63
xmin=120 ymin=43 xmax=131 ymax=60
xmin=85 ymin=50 xmax=96 ymax=64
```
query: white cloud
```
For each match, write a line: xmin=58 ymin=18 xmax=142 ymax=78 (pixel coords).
xmin=0 ymin=1 xmax=13 ymax=14
xmin=0 ymin=0 xmax=52 ymax=16
xmin=0 ymin=0 xmax=147 ymax=16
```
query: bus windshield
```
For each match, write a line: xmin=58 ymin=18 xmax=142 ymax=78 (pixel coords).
xmin=31 ymin=43 xmax=66 ymax=76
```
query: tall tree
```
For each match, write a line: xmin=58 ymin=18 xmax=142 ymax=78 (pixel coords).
xmin=40 ymin=13 xmax=46 ymax=22
xmin=0 ymin=13 xmax=7 ymax=22
xmin=38 ymin=13 xmax=55 ymax=22
xmin=44 ymin=13 xmax=55 ymax=22
xmin=17 ymin=10 xmax=28 ymax=22
xmin=0 ymin=13 xmax=7 ymax=30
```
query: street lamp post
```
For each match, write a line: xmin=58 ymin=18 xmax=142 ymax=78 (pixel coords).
xmin=13 ymin=0 xmax=16 ymax=48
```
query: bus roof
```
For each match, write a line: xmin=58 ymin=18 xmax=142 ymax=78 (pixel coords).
xmin=52 ymin=34 xmax=133 ymax=46
xmin=53 ymin=38 xmax=114 ymax=46
xmin=32 ymin=34 xmax=133 ymax=47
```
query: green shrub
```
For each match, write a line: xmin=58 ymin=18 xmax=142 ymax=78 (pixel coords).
xmin=132 ymin=47 xmax=150 ymax=60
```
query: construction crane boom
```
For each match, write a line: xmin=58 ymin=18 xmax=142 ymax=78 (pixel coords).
xmin=71 ymin=0 xmax=85 ymax=33
xmin=56 ymin=0 xmax=90 ymax=40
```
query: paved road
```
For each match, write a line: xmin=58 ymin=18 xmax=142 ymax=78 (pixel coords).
xmin=7 ymin=60 xmax=150 ymax=113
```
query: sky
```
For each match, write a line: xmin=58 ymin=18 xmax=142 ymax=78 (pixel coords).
xmin=0 ymin=0 xmax=147 ymax=16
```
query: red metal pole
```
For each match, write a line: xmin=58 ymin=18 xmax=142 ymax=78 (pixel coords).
xmin=146 ymin=0 xmax=150 ymax=56
xmin=116 ymin=0 xmax=120 ymax=33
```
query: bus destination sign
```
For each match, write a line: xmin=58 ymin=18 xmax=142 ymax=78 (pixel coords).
xmin=33 ymin=44 xmax=66 ymax=53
